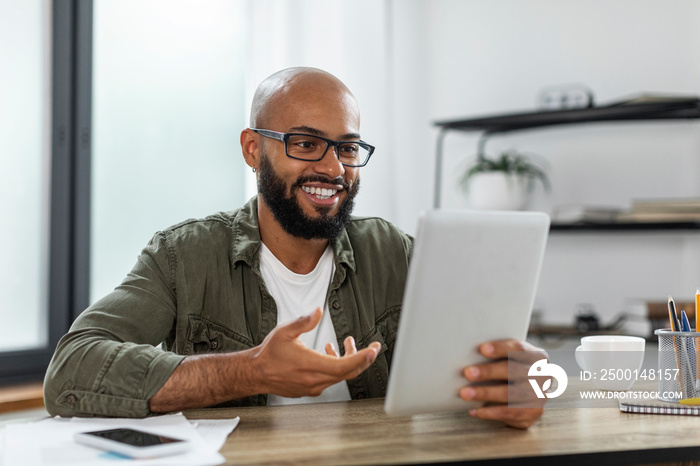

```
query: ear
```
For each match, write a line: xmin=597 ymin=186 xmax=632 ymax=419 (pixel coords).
xmin=240 ymin=129 xmax=260 ymax=170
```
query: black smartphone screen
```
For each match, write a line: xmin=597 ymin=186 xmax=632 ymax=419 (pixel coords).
xmin=85 ymin=428 xmax=184 ymax=447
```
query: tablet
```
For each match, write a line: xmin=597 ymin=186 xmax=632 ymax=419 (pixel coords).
xmin=384 ymin=209 xmax=549 ymax=417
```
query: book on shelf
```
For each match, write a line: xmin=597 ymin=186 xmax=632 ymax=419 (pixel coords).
xmin=607 ymin=93 xmax=700 ymax=106
xmin=630 ymin=198 xmax=700 ymax=213
xmin=613 ymin=197 xmax=700 ymax=223
xmin=617 ymin=211 xmax=700 ymax=223
xmin=551 ymin=205 xmax=622 ymax=224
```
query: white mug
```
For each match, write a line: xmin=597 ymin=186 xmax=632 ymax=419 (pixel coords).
xmin=575 ymin=335 xmax=646 ymax=391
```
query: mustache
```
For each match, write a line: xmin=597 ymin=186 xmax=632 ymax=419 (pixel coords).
xmin=292 ymin=175 xmax=350 ymax=191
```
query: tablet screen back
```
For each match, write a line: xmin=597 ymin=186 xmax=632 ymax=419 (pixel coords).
xmin=384 ymin=209 xmax=549 ymax=417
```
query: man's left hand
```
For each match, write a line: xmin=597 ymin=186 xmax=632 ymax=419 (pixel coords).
xmin=459 ymin=339 xmax=548 ymax=429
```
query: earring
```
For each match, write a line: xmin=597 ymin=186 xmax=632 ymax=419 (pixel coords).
xmin=252 ymin=167 xmax=257 ymax=173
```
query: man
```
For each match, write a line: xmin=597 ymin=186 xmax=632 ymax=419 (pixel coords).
xmin=44 ymin=67 xmax=545 ymax=429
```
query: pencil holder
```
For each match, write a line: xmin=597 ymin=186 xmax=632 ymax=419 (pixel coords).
xmin=655 ymin=329 xmax=699 ymax=402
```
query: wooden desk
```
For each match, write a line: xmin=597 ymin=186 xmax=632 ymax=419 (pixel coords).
xmin=186 ymin=381 xmax=700 ymax=465
xmin=0 ymin=383 xmax=44 ymax=414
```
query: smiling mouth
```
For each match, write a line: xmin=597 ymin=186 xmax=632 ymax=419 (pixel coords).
xmin=301 ymin=186 xmax=338 ymax=200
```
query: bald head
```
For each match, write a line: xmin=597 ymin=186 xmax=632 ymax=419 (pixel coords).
xmin=249 ymin=67 xmax=359 ymax=129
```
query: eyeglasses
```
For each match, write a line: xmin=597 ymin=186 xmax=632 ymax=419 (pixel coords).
xmin=251 ymin=128 xmax=374 ymax=167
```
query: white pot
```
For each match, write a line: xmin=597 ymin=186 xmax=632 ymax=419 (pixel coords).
xmin=467 ymin=172 xmax=531 ymax=211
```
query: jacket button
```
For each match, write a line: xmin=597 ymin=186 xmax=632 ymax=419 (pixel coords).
xmin=332 ymin=301 xmax=340 ymax=309
xmin=210 ymin=340 xmax=218 ymax=350
xmin=356 ymin=392 xmax=366 ymax=399
xmin=66 ymin=394 xmax=78 ymax=404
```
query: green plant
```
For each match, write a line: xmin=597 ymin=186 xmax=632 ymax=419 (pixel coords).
xmin=460 ymin=150 xmax=550 ymax=192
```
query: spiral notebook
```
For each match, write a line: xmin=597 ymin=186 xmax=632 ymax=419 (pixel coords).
xmin=619 ymin=399 xmax=700 ymax=416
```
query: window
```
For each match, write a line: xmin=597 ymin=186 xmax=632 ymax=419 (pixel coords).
xmin=0 ymin=0 xmax=247 ymax=384
xmin=0 ymin=0 xmax=79 ymax=384
xmin=90 ymin=0 xmax=247 ymax=301
xmin=0 ymin=0 xmax=50 ymax=353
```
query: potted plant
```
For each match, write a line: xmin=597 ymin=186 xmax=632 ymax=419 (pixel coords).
xmin=460 ymin=150 xmax=549 ymax=211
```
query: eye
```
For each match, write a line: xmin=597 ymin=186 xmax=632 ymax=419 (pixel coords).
xmin=287 ymin=135 xmax=320 ymax=152
xmin=339 ymin=143 xmax=359 ymax=153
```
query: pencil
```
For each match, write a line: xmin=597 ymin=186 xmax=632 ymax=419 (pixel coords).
xmin=696 ymin=289 xmax=700 ymax=390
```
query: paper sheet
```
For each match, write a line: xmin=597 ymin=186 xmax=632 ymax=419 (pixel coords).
xmin=0 ymin=412 xmax=239 ymax=466
xmin=191 ymin=418 xmax=240 ymax=451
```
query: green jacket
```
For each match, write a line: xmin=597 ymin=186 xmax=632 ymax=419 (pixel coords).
xmin=44 ymin=197 xmax=413 ymax=417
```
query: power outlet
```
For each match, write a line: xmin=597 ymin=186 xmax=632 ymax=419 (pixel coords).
xmin=538 ymin=85 xmax=594 ymax=110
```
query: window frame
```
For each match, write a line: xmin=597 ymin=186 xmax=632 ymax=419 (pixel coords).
xmin=0 ymin=0 xmax=93 ymax=385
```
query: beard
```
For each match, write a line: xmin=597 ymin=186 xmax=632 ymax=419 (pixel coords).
xmin=257 ymin=152 xmax=360 ymax=240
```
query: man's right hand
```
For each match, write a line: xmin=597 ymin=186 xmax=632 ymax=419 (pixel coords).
xmin=149 ymin=307 xmax=380 ymax=412
xmin=251 ymin=307 xmax=381 ymax=397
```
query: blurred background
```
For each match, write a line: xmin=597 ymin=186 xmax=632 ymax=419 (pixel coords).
xmin=2 ymin=0 xmax=700 ymax=383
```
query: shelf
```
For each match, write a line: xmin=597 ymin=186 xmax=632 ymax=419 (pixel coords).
xmin=550 ymin=222 xmax=700 ymax=232
xmin=432 ymin=97 xmax=700 ymax=208
xmin=434 ymin=99 xmax=700 ymax=134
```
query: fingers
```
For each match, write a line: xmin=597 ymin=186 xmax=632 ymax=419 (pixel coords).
xmin=478 ymin=339 xmax=548 ymax=361
xmin=464 ymin=340 xmax=549 ymax=383
xmin=344 ymin=336 xmax=357 ymax=355
xmin=281 ymin=307 xmax=323 ymax=339
xmin=283 ymin=344 xmax=380 ymax=396
xmin=460 ymin=380 xmax=545 ymax=406
xmin=464 ymin=360 xmax=510 ymax=383
xmin=463 ymin=360 xmax=535 ymax=384
xmin=291 ymin=337 xmax=380 ymax=378
xmin=460 ymin=383 xmax=509 ymax=404
xmin=456 ymin=339 xmax=547 ymax=429
xmin=468 ymin=405 xmax=544 ymax=430
xmin=325 ymin=342 xmax=339 ymax=357
xmin=321 ymin=345 xmax=379 ymax=378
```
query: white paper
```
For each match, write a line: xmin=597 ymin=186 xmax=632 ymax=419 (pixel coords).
xmin=1 ymin=412 xmax=239 ymax=466
xmin=192 ymin=418 xmax=240 ymax=451
xmin=0 ymin=428 xmax=5 ymax=466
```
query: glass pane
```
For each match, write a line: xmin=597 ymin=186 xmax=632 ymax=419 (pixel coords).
xmin=0 ymin=0 xmax=50 ymax=351
xmin=91 ymin=0 xmax=247 ymax=302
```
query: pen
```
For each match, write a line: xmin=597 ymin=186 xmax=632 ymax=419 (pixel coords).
xmin=682 ymin=310 xmax=692 ymax=332
xmin=668 ymin=295 xmax=679 ymax=331
xmin=681 ymin=310 xmax=697 ymax=397
xmin=669 ymin=296 xmax=686 ymax=395
xmin=680 ymin=309 xmax=696 ymax=398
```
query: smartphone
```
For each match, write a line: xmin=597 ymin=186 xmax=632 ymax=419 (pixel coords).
xmin=74 ymin=428 xmax=191 ymax=458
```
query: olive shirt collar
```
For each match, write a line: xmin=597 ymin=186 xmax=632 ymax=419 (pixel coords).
xmin=229 ymin=196 xmax=357 ymax=278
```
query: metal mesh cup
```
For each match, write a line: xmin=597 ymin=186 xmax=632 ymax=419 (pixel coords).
xmin=655 ymin=329 xmax=699 ymax=402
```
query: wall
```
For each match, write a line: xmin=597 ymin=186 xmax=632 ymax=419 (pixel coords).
xmin=243 ymin=0 xmax=393 ymax=223
xmin=390 ymin=0 xmax=700 ymax=327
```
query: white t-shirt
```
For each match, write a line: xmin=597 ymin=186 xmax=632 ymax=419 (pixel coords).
xmin=259 ymin=243 xmax=351 ymax=406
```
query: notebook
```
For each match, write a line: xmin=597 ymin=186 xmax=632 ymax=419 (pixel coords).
xmin=384 ymin=209 xmax=550 ymax=417
xmin=619 ymin=399 xmax=700 ymax=416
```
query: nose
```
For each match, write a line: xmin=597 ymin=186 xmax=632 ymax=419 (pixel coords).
xmin=313 ymin=144 xmax=345 ymax=178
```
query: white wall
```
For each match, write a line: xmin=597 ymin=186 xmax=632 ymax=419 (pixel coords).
xmin=84 ymin=0 xmax=700 ymax=324
xmin=389 ymin=0 xmax=700 ymax=326
xmin=243 ymin=0 xmax=394 ymax=222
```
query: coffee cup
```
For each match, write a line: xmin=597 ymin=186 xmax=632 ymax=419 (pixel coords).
xmin=575 ymin=335 xmax=646 ymax=391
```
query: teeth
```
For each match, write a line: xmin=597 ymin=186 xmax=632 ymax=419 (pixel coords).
xmin=302 ymin=186 xmax=338 ymax=199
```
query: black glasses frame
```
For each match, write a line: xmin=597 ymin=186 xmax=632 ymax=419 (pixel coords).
xmin=250 ymin=128 xmax=374 ymax=167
